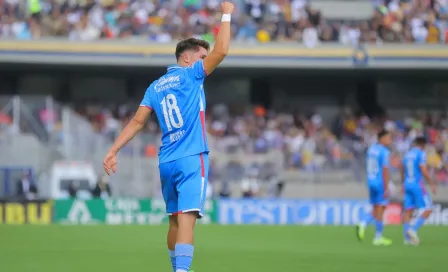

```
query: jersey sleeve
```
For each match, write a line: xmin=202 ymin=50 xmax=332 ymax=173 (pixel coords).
xmin=139 ymin=88 xmax=152 ymax=109
xmin=382 ymin=149 xmax=390 ymax=168
xmin=186 ymin=60 xmax=207 ymax=80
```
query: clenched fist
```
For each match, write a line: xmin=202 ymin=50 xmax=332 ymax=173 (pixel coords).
xmin=221 ymin=1 xmax=235 ymax=14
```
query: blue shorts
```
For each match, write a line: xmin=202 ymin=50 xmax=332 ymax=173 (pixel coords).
xmin=159 ymin=153 xmax=209 ymax=218
xmin=368 ymin=184 xmax=389 ymax=206
xmin=404 ymin=185 xmax=432 ymax=211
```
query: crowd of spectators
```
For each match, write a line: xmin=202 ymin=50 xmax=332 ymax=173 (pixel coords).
xmin=65 ymin=101 xmax=448 ymax=185
xmin=2 ymin=95 xmax=448 ymax=185
xmin=0 ymin=0 xmax=447 ymax=45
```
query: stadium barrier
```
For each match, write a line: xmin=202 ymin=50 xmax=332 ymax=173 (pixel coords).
xmin=0 ymin=199 xmax=52 ymax=224
xmin=1 ymin=199 xmax=447 ymax=225
xmin=53 ymin=198 xmax=217 ymax=225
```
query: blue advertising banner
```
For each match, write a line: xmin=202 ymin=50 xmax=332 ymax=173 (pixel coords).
xmin=218 ymin=199 xmax=448 ymax=225
xmin=218 ymin=199 xmax=371 ymax=225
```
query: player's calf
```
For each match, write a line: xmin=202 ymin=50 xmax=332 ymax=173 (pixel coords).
xmin=403 ymin=209 xmax=413 ymax=243
xmin=408 ymin=208 xmax=432 ymax=245
xmin=168 ymin=216 xmax=179 ymax=272
xmin=175 ymin=212 xmax=198 ymax=272
xmin=373 ymin=205 xmax=386 ymax=240
xmin=411 ymin=208 xmax=432 ymax=232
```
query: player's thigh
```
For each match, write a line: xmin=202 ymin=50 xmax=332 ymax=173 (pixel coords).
xmin=159 ymin=161 xmax=178 ymax=214
xmin=174 ymin=153 xmax=208 ymax=217
xmin=404 ymin=187 xmax=417 ymax=210
xmin=416 ymin=190 xmax=433 ymax=210
xmin=369 ymin=184 xmax=388 ymax=206
xmin=368 ymin=184 xmax=380 ymax=204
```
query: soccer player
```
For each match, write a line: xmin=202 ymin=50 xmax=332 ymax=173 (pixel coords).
xmin=402 ymin=136 xmax=436 ymax=245
xmin=102 ymin=2 xmax=234 ymax=271
xmin=356 ymin=130 xmax=393 ymax=246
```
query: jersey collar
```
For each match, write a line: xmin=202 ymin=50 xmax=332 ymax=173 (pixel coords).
xmin=167 ymin=64 xmax=182 ymax=71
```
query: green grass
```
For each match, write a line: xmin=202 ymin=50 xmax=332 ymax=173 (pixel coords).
xmin=0 ymin=225 xmax=446 ymax=272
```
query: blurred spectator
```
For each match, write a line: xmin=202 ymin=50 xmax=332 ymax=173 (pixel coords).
xmin=68 ymin=180 xmax=78 ymax=198
xmin=1 ymin=0 xmax=446 ymax=44
xmin=16 ymin=171 xmax=38 ymax=200
xmin=241 ymin=166 xmax=261 ymax=197
xmin=92 ymin=175 xmax=112 ymax=198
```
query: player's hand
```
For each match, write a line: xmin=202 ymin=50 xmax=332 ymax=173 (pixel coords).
xmin=430 ymin=183 xmax=437 ymax=195
xmin=221 ymin=1 xmax=235 ymax=14
xmin=103 ymin=151 xmax=117 ymax=176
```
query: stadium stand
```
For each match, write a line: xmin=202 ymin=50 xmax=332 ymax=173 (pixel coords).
xmin=2 ymin=94 xmax=448 ymax=199
xmin=1 ymin=0 xmax=448 ymax=199
xmin=0 ymin=0 xmax=447 ymax=44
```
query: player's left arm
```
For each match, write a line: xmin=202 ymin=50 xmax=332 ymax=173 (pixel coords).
xmin=107 ymin=106 xmax=152 ymax=155
xmin=382 ymin=150 xmax=391 ymax=194
xmin=399 ymin=159 xmax=405 ymax=193
xmin=419 ymin=152 xmax=436 ymax=194
xmin=104 ymin=106 xmax=152 ymax=175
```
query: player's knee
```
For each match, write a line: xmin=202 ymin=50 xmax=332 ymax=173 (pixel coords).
xmin=403 ymin=210 xmax=413 ymax=221
xmin=177 ymin=211 xmax=198 ymax=229
xmin=169 ymin=215 xmax=179 ymax=229
xmin=422 ymin=209 xmax=432 ymax=218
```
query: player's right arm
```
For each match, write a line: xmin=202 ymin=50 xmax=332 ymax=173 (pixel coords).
xmin=419 ymin=152 xmax=436 ymax=195
xmin=202 ymin=1 xmax=234 ymax=76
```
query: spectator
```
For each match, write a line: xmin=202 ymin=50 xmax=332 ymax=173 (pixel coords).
xmin=241 ymin=166 xmax=261 ymax=197
xmin=1 ymin=0 xmax=446 ymax=44
xmin=92 ymin=175 xmax=112 ymax=198
xmin=16 ymin=171 xmax=38 ymax=200
xmin=70 ymin=13 xmax=100 ymax=40
xmin=68 ymin=180 xmax=78 ymax=198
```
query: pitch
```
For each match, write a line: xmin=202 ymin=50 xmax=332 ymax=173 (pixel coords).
xmin=0 ymin=225 xmax=446 ymax=272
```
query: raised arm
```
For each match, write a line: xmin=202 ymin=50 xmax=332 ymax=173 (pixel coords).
xmin=203 ymin=1 xmax=234 ymax=76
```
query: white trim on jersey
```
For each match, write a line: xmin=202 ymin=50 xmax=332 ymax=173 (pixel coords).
xmin=199 ymin=177 xmax=205 ymax=211
xmin=167 ymin=65 xmax=182 ymax=71
xmin=199 ymin=93 xmax=204 ymax=112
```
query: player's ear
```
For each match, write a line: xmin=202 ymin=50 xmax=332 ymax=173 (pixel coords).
xmin=182 ymin=52 xmax=189 ymax=65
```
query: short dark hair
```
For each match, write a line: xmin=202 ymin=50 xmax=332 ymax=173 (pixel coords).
xmin=175 ymin=38 xmax=210 ymax=61
xmin=377 ymin=129 xmax=390 ymax=140
xmin=414 ymin=136 xmax=427 ymax=146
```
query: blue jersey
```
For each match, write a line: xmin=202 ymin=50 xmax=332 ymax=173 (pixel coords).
xmin=403 ymin=147 xmax=427 ymax=188
xmin=366 ymin=144 xmax=390 ymax=186
xmin=140 ymin=60 xmax=209 ymax=164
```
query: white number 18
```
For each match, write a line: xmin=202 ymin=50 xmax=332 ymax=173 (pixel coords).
xmin=160 ymin=94 xmax=184 ymax=131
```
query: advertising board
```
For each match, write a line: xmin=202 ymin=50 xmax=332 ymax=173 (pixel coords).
xmin=218 ymin=199 xmax=448 ymax=225
xmin=0 ymin=199 xmax=52 ymax=224
xmin=54 ymin=198 xmax=216 ymax=225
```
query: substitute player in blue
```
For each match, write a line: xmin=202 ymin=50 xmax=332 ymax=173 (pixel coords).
xmin=401 ymin=136 xmax=436 ymax=245
xmin=356 ymin=130 xmax=393 ymax=246
xmin=103 ymin=2 xmax=234 ymax=271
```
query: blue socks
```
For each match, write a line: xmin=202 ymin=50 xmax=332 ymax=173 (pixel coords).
xmin=360 ymin=213 xmax=374 ymax=227
xmin=404 ymin=223 xmax=410 ymax=241
xmin=169 ymin=250 xmax=176 ymax=272
xmin=412 ymin=216 xmax=426 ymax=231
xmin=175 ymin=244 xmax=194 ymax=272
xmin=375 ymin=219 xmax=384 ymax=238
